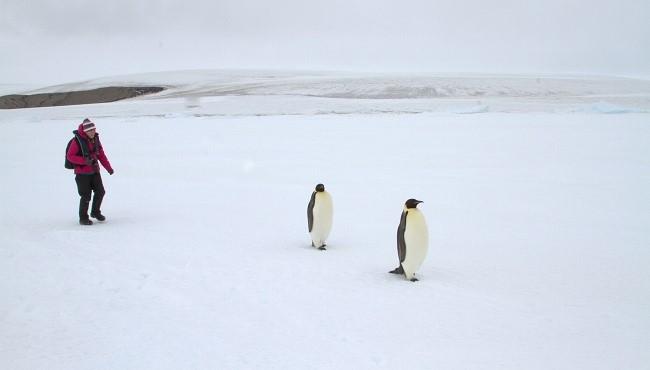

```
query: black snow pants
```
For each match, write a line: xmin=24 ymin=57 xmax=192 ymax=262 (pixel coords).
xmin=75 ymin=173 xmax=106 ymax=220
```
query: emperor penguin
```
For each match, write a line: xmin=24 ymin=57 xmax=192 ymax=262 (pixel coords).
xmin=307 ymin=183 xmax=333 ymax=250
xmin=390 ymin=199 xmax=429 ymax=281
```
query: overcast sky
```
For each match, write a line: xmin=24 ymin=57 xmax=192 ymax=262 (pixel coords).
xmin=1 ymin=0 xmax=649 ymax=84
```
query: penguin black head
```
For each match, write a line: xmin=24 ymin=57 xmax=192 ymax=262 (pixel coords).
xmin=405 ymin=198 xmax=423 ymax=209
xmin=315 ymin=184 xmax=325 ymax=192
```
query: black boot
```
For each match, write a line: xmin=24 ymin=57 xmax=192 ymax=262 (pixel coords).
xmin=90 ymin=212 xmax=106 ymax=221
xmin=79 ymin=197 xmax=92 ymax=225
xmin=91 ymin=193 xmax=105 ymax=221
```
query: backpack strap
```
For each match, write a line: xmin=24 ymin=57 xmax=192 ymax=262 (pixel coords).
xmin=73 ymin=132 xmax=91 ymax=158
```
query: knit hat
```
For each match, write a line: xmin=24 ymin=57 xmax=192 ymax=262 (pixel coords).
xmin=82 ymin=118 xmax=96 ymax=132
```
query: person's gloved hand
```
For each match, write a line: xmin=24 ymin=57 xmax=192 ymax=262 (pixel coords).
xmin=108 ymin=168 xmax=114 ymax=175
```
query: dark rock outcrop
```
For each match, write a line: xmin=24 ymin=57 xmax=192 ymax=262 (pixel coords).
xmin=0 ymin=86 xmax=165 ymax=109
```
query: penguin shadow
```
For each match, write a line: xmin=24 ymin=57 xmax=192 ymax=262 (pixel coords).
xmin=298 ymin=241 xmax=329 ymax=252
xmin=385 ymin=267 xmax=421 ymax=283
xmin=311 ymin=242 xmax=328 ymax=251
xmin=381 ymin=265 xmax=468 ymax=285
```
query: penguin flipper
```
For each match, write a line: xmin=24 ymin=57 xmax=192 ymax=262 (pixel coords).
xmin=307 ymin=191 xmax=316 ymax=232
xmin=396 ymin=210 xmax=408 ymax=263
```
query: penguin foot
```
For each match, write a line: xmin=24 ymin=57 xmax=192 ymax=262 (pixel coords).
xmin=389 ymin=266 xmax=404 ymax=274
xmin=318 ymin=246 xmax=327 ymax=251
xmin=410 ymin=277 xmax=419 ymax=282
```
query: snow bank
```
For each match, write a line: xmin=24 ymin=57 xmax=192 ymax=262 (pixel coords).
xmin=3 ymin=71 xmax=649 ymax=114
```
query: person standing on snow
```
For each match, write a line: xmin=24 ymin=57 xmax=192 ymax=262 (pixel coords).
xmin=66 ymin=118 xmax=114 ymax=225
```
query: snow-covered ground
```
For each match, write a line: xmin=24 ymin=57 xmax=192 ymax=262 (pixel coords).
xmin=1 ymin=71 xmax=649 ymax=370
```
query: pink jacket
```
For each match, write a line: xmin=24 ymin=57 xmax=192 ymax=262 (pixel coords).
xmin=66 ymin=123 xmax=114 ymax=175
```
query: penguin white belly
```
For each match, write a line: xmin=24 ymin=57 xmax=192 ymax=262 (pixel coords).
xmin=310 ymin=192 xmax=333 ymax=247
xmin=402 ymin=210 xmax=429 ymax=280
